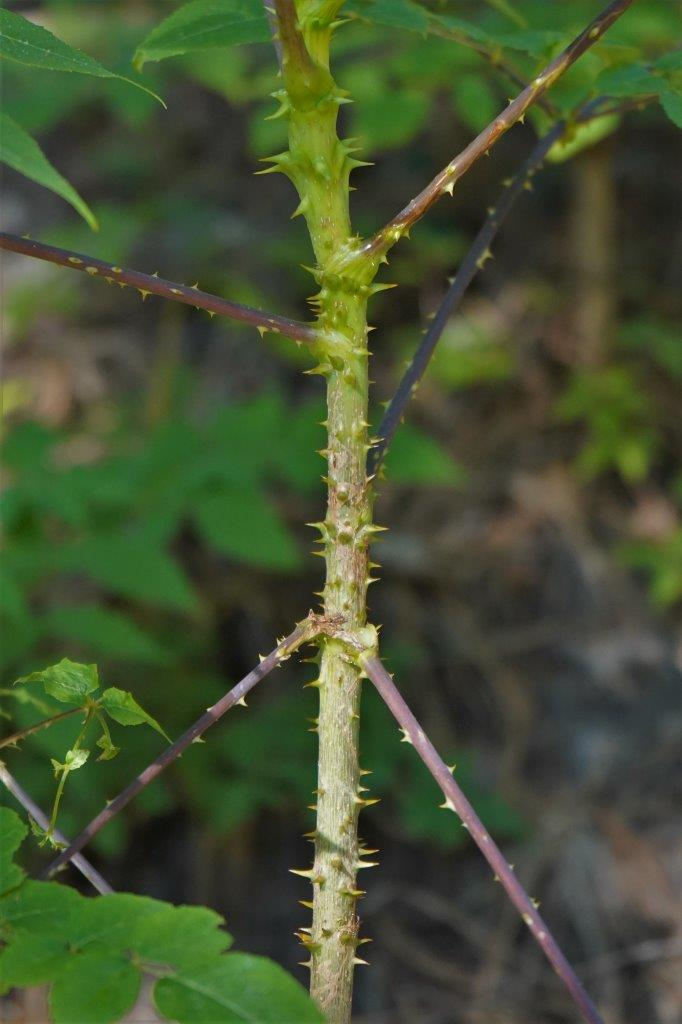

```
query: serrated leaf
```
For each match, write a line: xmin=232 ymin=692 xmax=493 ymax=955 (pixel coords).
xmin=0 ymin=808 xmax=27 ymax=896
xmin=0 ymin=9 xmax=163 ymax=105
xmin=153 ymin=953 xmax=324 ymax=1023
xmin=43 ymin=605 xmax=169 ymax=664
xmin=15 ymin=658 xmax=99 ymax=705
xmin=134 ymin=0 xmax=271 ymax=69
xmin=194 ymin=488 xmax=300 ymax=571
xmin=100 ymin=687 xmax=170 ymax=741
xmin=387 ymin=425 xmax=465 ymax=485
xmin=49 ymin=951 xmax=141 ymax=1024
xmin=132 ymin=905 xmax=232 ymax=968
xmin=0 ymin=113 xmax=97 ymax=229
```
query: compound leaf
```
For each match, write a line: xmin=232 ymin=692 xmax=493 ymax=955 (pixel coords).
xmin=49 ymin=952 xmax=140 ymax=1024
xmin=153 ymin=953 xmax=324 ymax=1023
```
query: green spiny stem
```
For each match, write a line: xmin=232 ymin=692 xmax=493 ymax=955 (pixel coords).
xmin=272 ymin=3 xmax=379 ymax=1019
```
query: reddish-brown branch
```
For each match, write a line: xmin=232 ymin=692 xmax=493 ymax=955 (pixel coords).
xmin=362 ymin=0 xmax=634 ymax=260
xmin=0 ymin=761 xmax=113 ymax=895
xmin=42 ymin=617 xmax=321 ymax=879
xmin=369 ymin=93 xmax=650 ymax=475
xmin=0 ymin=706 xmax=82 ymax=751
xmin=361 ymin=654 xmax=605 ymax=1024
xmin=0 ymin=232 xmax=318 ymax=345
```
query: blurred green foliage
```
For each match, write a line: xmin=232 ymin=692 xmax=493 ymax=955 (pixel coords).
xmin=1 ymin=0 xmax=680 ymax=876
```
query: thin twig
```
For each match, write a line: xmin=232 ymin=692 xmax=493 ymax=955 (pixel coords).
xmin=369 ymin=94 xmax=654 ymax=476
xmin=0 ymin=233 xmax=318 ymax=345
xmin=361 ymin=653 xmax=605 ymax=1024
xmin=0 ymin=761 xmax=113 ymax=895
xmin=42 ymin=616 xmax=321 ymax=879
xmin=361 ymin=0 xmax=634 ymax=260
xmin=369 ymin=121 xmax=563 ymax=475
xmin=0 ymin=707 xmax=82 ymax=750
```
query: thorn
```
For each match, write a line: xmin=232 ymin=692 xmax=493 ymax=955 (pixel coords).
xmin=439 ymin=798 xmax=456 ymax=812
xmin=299 ymin=899 xmax=314 ymax=909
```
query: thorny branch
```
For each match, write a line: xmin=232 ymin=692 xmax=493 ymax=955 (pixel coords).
xmin=43 ymin=616 xmax=323 ymax=880
xmin=0 ymin=233 xmax=319 ymax=346
xmin=361 ymin=0 xmax=635 ymax=260
xmin=369 ymin=95 xmax=646 ymax=475
xmin=0 ymin=762 xmax=112 ymax=895
xmin=360 ymin=652 xmax=605 ymax=1024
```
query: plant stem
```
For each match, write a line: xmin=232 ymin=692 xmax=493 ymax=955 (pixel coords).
xmin=272 ymin=4 xmax=378 ymax=1019
xmin=360 ymin=0 xmax=634 ymax=263
xmin=0 ymin=761 xmax=113 ymax=895
xmin=43 ymin=617 xmax=318 ymax=880
xmin=361 ymin=653 xmax=605 ymax=1024
xmin=0 ymin=706 xmax=82 ymax=750
xmin=0 ymin=232 xmax=318 ymax=345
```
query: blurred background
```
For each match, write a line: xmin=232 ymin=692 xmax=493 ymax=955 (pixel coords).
xmin=1 ymin=2 xmax=681 ymax=1022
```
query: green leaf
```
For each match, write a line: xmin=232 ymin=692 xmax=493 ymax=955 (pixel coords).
xmin=0 ymin=113 xmax=97 ymax=229
xmin=195 ymin=488 xmax=300 ymax=571
xmin=547 ymin=113 xmax=620 ymax=164
xmin=134 ymin=0 xmax=271 ymax=69
xmin=387 ymin=425 xmax=465 ymax=485
xmin=15 ymin=658 xmax=99 ymax=705
xmin=50 ymin=952 xmax=141 ymax=1024
xmin=452 ymin=73 xmax=499 ymax=134
xmin=58 ymin=537 xmax=197 ymax=612
xmin=95 ymin=732 xmax=120 ymax=762
xmin=51 ymin=748 xmax=90 ymax=776
xmin=594 ymin=63 xmax=661 ymax=98
xmin=131 ymin=905 xmax=232 ymax=968
xmin=0 ymin=808 xmax=27 ymax=896
xmin=656 ymin=51 xmax=682 ymax=73
xmin=0 ymin=933 xmax=70 ymax=994
xmin=0 ymin=9 xmax=163 ymax=105
xmin=658 ymin=83 xmax=682 ymax=129
xmin=100 ymin=687 xmax=170 ymax=741
xmin=42 ymin=605 xmax=169 ymax=664
xmin=153 ymin=953 xmax=324 ymax=1023
xmin=347 ymin=0 xmax=430 ymax=33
